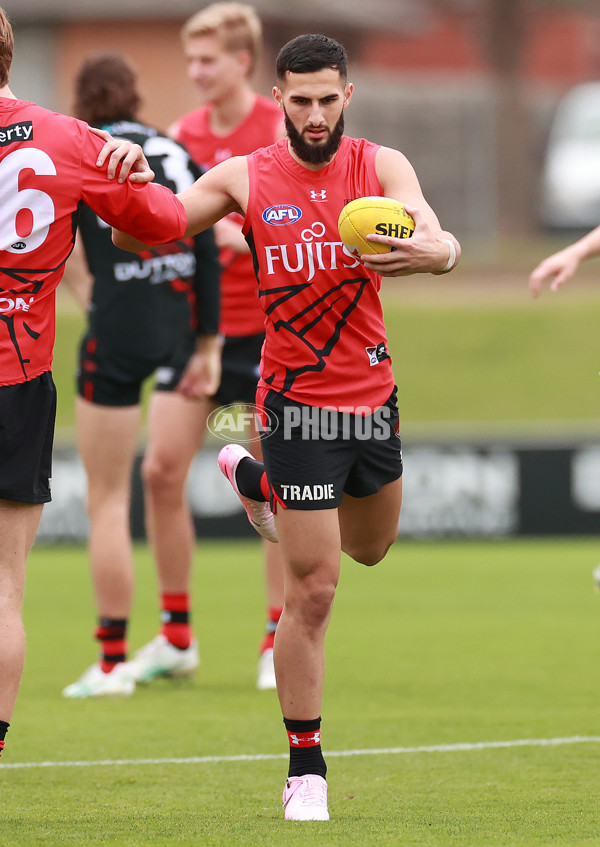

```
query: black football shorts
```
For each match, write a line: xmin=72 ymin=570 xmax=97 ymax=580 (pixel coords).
xmin=260 ymin=387 xmax=403 ymax=511
xmin=76 ymin=330 xmax=195 ymax=406
xmin=0 ymin=371 xmax=56 ymax=504
xmin=211 ymin=333 xmax=264 ymax=407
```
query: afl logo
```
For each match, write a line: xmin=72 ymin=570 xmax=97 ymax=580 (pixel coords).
xmin=11 ymin=241 xmax=26 ymax=250
xmin=262 ymin=204 xmax=302 ymax=226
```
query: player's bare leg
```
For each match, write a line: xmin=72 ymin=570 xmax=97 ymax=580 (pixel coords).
xmin=0 ymin=500 xmax=43 ymax=725
xmin=142 ymin=391 xmax=209 ymax=595
xmin=130 ymin=391 xmax=208 ymax=683
xmin=274 ymin=507 xmax=341 ymax=717
xmin=76 ymin=398 xmax=141 ymax=618
xmin=274 ymin=507 xmax=339 ymax=821
xmin=338 ymin=477 xmax=403 ymax=566
xmin=62 ymin=399 xmax=140 ymax=698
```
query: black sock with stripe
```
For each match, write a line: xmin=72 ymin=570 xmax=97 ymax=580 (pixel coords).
xmin=94 ymin=617 xmax=128 ymax=673
xmin=284 ymin=717 xmax=327 ymax=779
xmin=235 ymin=457 xmax=268 ymax=501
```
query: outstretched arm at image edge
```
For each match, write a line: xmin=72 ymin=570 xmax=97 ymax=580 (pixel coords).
xmin=529 ymin=224 xmax=600 ymax=298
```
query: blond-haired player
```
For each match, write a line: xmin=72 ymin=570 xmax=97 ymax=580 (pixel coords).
xmin=131 ymin=3 xmax=287 ymax=690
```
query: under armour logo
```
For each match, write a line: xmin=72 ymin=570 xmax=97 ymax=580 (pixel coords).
xmin=289 ymin=731 xmax=321 ymax=746
xmin=310 ymin=189 xmax=327 ymax=201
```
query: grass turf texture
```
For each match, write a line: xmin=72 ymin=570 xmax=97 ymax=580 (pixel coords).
xmin=3 ymin=538 xmax=600 ymax=845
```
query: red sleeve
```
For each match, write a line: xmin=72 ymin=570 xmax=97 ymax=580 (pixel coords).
xmin=79 ymin=128 xmax=187 ymax=245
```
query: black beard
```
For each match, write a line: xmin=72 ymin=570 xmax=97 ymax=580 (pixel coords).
xmin=284 ymin=110 xmax=345 ymax=165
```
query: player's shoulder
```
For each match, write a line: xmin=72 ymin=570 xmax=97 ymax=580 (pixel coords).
xmin=344 ymin=134 xmax=380 ymax=152
xmin=199 ymin=153 xmax=248 ymax=193
xmin=0 ymin=99 xmax=94 ymax=164
xmin=374 ymin=143 xmax=414 ymax=171
xmin=247 ymin=135 xmax=285 ymax=162
xmin=8 ymin=98 xmax=88 ymax=136
xmin=211 ymin=153 xmax=249 ymax=175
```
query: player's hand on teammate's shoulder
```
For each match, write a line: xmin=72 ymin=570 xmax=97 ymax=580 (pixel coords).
xmin=361 ymin=206 xmax=457 ymax=277
xmin=90 ymin=127 xmax=155 ymax=184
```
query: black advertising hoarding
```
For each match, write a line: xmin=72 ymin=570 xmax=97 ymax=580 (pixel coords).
xmin=38 ymin=442 xmax=600 ymax=542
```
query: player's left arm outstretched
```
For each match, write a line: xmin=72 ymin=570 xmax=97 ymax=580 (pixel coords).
xmin=362 ymin=146 xmax=461 ymax=277
xmin=113 ymin=157 xmax=247 ymax=251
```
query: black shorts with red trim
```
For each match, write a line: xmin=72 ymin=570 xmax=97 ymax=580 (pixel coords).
xmin=0 ymin=371 xmax=56 ymax=504
xmin=260 ymin=387 xmax=402 ymax=511
xmin=76 ymin=330 xmax=195 ymax=406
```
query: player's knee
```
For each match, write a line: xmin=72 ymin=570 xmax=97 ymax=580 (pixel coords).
xmin=346 ymin=535 xmax=395 ymax=567
xmin=141 ymin=453 xmax=185 ymax=495
xmin=288 ymin=573 xmax=337 ymax=627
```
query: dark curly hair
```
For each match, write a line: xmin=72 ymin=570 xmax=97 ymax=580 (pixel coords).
xmin=74 ymin=51 xmax=141 ymax=126
xmin=276 ymin=34 xmax=347 ymax=82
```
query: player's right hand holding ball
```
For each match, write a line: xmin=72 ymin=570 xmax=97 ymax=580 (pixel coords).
xmin=362 ymin=206 xmax=455 ymax=277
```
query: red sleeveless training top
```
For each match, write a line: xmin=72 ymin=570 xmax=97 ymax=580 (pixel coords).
xmin=244 ymin=135 xmax=395 ymax=412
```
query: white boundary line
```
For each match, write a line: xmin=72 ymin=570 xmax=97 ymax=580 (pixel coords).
xmin=1 ymin=735 xmax=600 ymax=770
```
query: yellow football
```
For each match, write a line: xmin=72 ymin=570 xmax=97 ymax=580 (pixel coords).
xmin=338 ymin=196 xmax=415 ymax=256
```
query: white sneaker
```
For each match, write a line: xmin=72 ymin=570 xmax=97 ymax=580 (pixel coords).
xmin=218 ymin=444 xmax=278 ymax=543
xmin=126 ymin=635 xmax=200 ymax=683
xmin=257 ymin=648 xmax=277 ymax=690
xmin=62 ymin=662 xmax=135 ymax=698
xmin=282 ymin=774 xmax=329 ymax=821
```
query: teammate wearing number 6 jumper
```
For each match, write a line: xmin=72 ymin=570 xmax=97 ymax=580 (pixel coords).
xmin=0 ymin=8 xmax=189 ymax=756
xmin=61 ymin=52 xmax=221 ymax=700
xmin=114 ymin=33 xmax=461 ymax=820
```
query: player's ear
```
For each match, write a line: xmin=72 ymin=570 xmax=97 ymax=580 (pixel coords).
xmin=235 ymin=49 xmax=253 ymax=78
xmin=343 ymin=82 xmax=353 ymax=109
xmin=273 ymin=86 xmax=284 ymax=109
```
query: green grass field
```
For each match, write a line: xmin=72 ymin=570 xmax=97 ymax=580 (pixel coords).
xmin=3 ymin=538 xmax=600 ymax=845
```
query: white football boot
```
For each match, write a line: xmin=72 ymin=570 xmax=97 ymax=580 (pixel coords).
xmin=62 ymin=662 xmax=135 ymax=698
xmin=126 ymin=635 xmax=200 ymax=683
